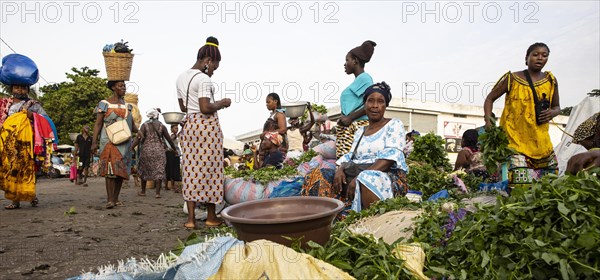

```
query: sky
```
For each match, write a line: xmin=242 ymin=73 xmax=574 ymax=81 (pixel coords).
xmin=1 ymin=0 xmax=599 ymax=141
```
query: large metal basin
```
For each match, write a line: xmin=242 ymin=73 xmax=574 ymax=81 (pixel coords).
xmin=281 ymin=102 xmax=308 ymax=118
xmin=221 ymin=197 xmax=344 ymax=249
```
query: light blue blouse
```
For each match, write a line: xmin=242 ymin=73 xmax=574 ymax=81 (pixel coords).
xmin=340 ymin=72 xmax=373 ymax=121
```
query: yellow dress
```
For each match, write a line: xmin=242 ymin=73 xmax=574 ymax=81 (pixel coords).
xmin=499 ymin=71 xmax=556 ymax=159
xmin=0 ymin=111 xmax=36 ymax=201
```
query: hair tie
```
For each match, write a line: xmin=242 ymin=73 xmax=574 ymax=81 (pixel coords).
xmin=205 ymin=42 xmax=219 ymax=48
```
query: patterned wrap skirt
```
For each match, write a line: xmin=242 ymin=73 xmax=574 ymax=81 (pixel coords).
xmin=507 ymin=151 xmax=558 ymax=187
xmin=335 ymin=120 xmax=369 ymax=159
xmin=180 ymin=113 xmax=224 ymax=204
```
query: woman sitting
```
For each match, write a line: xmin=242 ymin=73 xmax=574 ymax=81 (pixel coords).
xmin=454 ymin=129 xmax=488 ymax=179
xmin=303 ymin=82 xmax=408 ymax=214
xmin=255 ymin=131 xmax=285 ymax=170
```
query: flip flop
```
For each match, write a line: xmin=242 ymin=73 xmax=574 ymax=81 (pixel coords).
xmin=155 ymin=194 xmax=161 ymax=199
xmin=205 ymin=219 xmax=224 ymax=228
xmin=183 ymin=222 xmax=196 ymax=230
xmin=30 ymin=197 xmax=39 ymax=207
xmin=137 ymin=192 xmax=146 ymax=197
xmin=4 ymin=203 xmax=20 ymax=210
xmin=115 ymin=201 xmax=125 ymax=207
xmin=106 ymin=202 xmax=115 ymax=209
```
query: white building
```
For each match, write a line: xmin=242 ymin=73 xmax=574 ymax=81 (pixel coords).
xmin=236 ymin=98 xmax=570 ymax=160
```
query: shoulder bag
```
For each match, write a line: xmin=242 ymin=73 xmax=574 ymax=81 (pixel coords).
xmin=343 ymin=131 xmax=371 ymax=181
xmin=523 ymin=70 xmax=551 ymax=125
xmin=104 ymin=102 xmax=131 ymax=145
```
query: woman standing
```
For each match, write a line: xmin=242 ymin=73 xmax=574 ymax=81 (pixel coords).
xmin=91 ymin=80 xmax=138 ymax=209
xmin=336 ymin=40 xmax=377 ymax=159
xmin=74 ymin=125 xmax=92 ymax=186
xmin=484 ymin=42 xmax=560 ymax=188
xmin=176 ymin=36 xmax=231 ymax=229
xmin=131 ymin=108 xmax=177 ymax=198
xmin=262 ymin=92 xmax=288 ymax=153
xmin=166 ymin=124 xmax=182 ymax=192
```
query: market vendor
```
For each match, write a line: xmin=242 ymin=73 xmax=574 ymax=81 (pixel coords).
xmin=566 ymin=112 xmax=600 ymax=174
xmin=302 ymin=82 xmax=408 ymax=217
xmin=254 ymin=131 xmax=284 ymax=170
xmin=483 ymin=42 xmax=560 ymax=188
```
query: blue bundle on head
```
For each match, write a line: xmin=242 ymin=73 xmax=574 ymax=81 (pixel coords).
xmin=0 ymin=54 xmax=39 ymax=86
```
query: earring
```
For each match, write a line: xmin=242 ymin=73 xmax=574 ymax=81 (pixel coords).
xmin=203 ymin=64 xmax=209 ymax=73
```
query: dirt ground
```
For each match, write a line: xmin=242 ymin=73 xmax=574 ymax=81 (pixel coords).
xmin=0 ymin=176 xmax=211 ymax=279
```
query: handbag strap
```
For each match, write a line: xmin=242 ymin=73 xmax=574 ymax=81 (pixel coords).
xmin=522 ymin=70 xmax=541 ymax=106
xmin=350 ymin=130 xmax=365 ymax=160
xmin=148 ymin=121 xmax=167 ymax=148
xmin=185 ymin=71 xmax=203 ymax=113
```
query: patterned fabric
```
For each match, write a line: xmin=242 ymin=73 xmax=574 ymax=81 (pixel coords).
xmin=507 ymin=152 xmax=558 ymax=187
xmin=95 ymin=100 xmax=133 ymax=179
xmin=0 ymin=98 xmax=14 ymax=125
xmin=337 ymin=118 xmax=408 ymax=172
xmin=572 ymin=112 xmax=599 ymax=144
xmin=301 ymin=168 xmax=352 ymax=220
xmin=0 ymin=112 xmax=36 ymax=201
xmin=499 ymin=71 xmax=556 ymax=159
xmin=352 ymin=169 xmax=408 ymax=212
xmin=335 ymin=119 xmax=369 ymax=159
xmin=137 ymin=121 xmax=167 ymax=181
xmin=180 ymin=112 xmax=224 ymax=204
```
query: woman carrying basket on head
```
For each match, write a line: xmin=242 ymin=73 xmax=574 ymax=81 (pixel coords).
xmin=91 ymin=80 xmax=138 ymax=209
xmin=176 ymin=36 xmax=231 ymax=229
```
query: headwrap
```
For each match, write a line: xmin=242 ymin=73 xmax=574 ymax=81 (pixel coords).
xmin=349 ymin=40 xmax=377 ymax=63
xmin=264 ymin=131 xmax=283 ymax=146
xmin=363 ymin=81 xmax=392 ymax=106
xmin=572 ymin=112 xmax=600 ymax=144
xmin=146 ymin=108 xmax=160 ymax=119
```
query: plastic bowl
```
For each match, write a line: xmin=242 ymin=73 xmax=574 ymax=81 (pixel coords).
xmin=162 ymin=112 xmax=186 ymax=124
xmin=281 ymin=102 xmax=308 ymax=118
xmin=68 ymin=133 xmax=79 ymax=141
xmin=221 ymin=197 xmax=344 ymax=249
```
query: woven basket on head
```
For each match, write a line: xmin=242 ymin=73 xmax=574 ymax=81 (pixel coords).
xmin=103 ymin=52 xmax=134 ymax=81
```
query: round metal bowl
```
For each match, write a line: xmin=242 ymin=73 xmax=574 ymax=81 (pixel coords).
xmin=281 ymin=102 xmax=308 ymax=118
xmin=221 ymin=197 xmax=344 ymax=249
xmin=68 ymin=133 xmax=79 ymax=142
xmin=162 ymin=112 xmax=186 ymax=124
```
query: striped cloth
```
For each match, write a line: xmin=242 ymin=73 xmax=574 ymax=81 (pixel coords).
xmin=335 ymin=120 xmax=369 ymax=159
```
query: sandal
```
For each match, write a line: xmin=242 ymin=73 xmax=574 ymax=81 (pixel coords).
xmin=205 ymin=219 xmax=224 ymax=228
xmin=137 ymin=192 xmax=146 ymax=197
xmin=5 ymin=203 xmax=20 ymax=210
xmin=115 ymin=201 xmax=125 ymax=207
xmin=106 ymin=202 xmax=115 ymax=209
xmin=155 ymin=194 xmax=161 ymax=199
xmin=31 ymin=197 xmax=39 ymax=207
xmin=183 ymin=222 xmax=196 ymax=230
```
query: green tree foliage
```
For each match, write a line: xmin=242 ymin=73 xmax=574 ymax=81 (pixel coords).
xmin=39 ymin=67 xmax=111 ymax=144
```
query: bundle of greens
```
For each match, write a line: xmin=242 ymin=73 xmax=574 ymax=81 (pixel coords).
xmin=408 ymin=132 xmax=452 ymax=172
xmin=300 ymin=104 xmax=328 ymax=122
xmin=224 ymin=165 xmax=298 ymax=185
xmin=479 ymin=123 xmax=515 ymax=174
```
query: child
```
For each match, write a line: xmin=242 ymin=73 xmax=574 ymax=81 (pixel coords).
xmin=255 ymin=132 xmax=285 ymax=169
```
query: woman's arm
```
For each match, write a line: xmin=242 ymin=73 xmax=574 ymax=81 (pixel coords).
xmin=199 ymin=97 xmax=231 ymax=114
xmin=275 ymin=112 xmax=287 ymax=136
xmin=454 ymin=149 xmax=470 ymax=171
xmin=484 ymin=75 xmax=509 ymax=127
xmin=339 ymin=108 xmax=366 ymax=127
xmin=178 ymin=98 xmax=187 ymax=112
xmin=90 ymin=112 xmax=104 ymax=154
xmin=539 ymin=79 xmax=560 ymax=123
xmin=130 ymin=124 xmax=143 ymax=150
xmin=162 ymin=125 xmax=178 ymax=153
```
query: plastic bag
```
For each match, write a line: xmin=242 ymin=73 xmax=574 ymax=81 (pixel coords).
xmin=0 ymin=54 xmax=39 ymax=86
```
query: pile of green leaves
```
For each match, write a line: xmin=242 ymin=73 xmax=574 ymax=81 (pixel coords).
xmin=479 ymin=123 xmax=515 ymax=174
xmin=408 ymin=132 xmax=452 ymax=172
xmin=224 ymin=165 xmax=298 ymax=185
xmin=300 ymin=103 xmax=328 ymax=122
xmin=406 ymin=161 xmax=453 ymax=199
xmin=295 ymin=197 xmax=419 ymax=279
xmin=290 ymin=149 xmax=319 ymax=166
xmin=420 ymin=169 xmax=600 ymax=279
